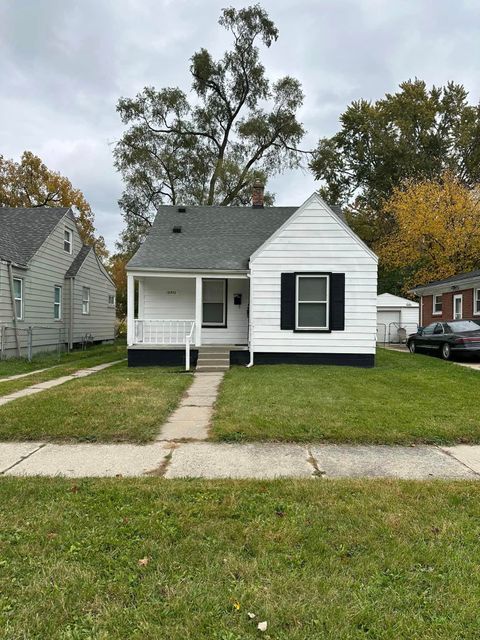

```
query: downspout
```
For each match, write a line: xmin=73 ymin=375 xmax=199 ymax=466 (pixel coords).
xmin=246 ymin=273 xmax=254 ymax=367
xmin=7 ymin=262 xmax=21 ymax=357
xmin=69 ymin=277 xmax=75 ymax=350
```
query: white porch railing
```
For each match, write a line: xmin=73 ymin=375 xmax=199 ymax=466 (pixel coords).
xmin=133 ymin=319 xmax=196 ymax=370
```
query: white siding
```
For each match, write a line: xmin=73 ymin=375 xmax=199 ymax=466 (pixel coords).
xmin=250 ymin=196 xmax=378 ymax=354
xmin=400 ymin=307 xmax=420 ymax=326
xmin=202 ymin=279 xmax=249 ymax=345
xmin=141 ymin=276 xmax=249 ymax=345
xmin=143 ymin=277 xmax=195 ymax=320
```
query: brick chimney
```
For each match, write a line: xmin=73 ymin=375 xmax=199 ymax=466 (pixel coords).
xmin=252 ymin=180 xmax=265 ymax=209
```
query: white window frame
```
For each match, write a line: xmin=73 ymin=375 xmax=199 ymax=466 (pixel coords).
xmin=295 ymin=274 xmax=330 ymax=331
xmin=54 ymin=285 xmax=62 ymax=321
xmin=64 ymin=228 xmax=73 ymax=254
xmin=202 ymin=279 xmax=227 ymax=327
xmin=13 ymin=277 xmax=23 ymax=321
xmin=432 ymin=293 xmax=443 ymax=315
xmin=474 ymin=288 xmax=480 ymax=316
xmin=453 ymin=294 xmax=463 ymax=320
xmin=82 ymin=287 xmax=90 ymax=315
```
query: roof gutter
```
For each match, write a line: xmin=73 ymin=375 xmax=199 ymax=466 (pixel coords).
xmin=410 ymin=276 xmax=480 ymax=296
xmin=126 ymin=267 xmax=249 ymax=275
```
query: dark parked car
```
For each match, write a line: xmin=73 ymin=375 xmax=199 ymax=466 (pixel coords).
xmin=407 ymin=320 xmax=480 ymax=360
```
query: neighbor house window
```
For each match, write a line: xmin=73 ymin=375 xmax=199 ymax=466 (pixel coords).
xmin=82 ymin=287 xmax=90 ymax=314
xmin=453 ymin=294 xmax=463 ymax=320
xmin=13 ymin=278 xmax=23 ymax=320
xmin=474 ymin=289 xmax=480 ymax=315
xmin=202 ymin=279 xmax=226 ymax=327
xmin=433 ymin=294 xmax=442 ymax=315
xmin=108 ymin=294 xmax=115 ymax=306
xmin=295 ymin=274 xmax=329 ymax=330
xmin=64 ymin=228 xmax=73 ymax=254
xmin=54 ymin=286 xmax=62 ymax=320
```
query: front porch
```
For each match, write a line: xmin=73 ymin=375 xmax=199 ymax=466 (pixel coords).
xmin=127 ymin=272 xmax=250 ymax=367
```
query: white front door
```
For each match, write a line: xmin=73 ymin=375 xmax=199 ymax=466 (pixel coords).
xmin=453 ymin=294 xmax=463 ymax=319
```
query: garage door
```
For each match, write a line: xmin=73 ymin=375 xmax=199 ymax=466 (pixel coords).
xmin=377 ymin=310 xmax=401 ymax=343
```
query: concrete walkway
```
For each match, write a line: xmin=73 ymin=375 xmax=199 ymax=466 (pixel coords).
xmin=156 ymin=372 xmax=224 ymax=441
xmin=0 ymin=365 xmax=59 ymax=383
xmin=1 ymin=441 xmax=480 ymax=479
xmin=0 ymin=360 xmax=125 ymax=406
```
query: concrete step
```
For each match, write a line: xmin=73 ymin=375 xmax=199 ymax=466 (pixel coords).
xmin=197 ymin=353 xmax=230 ymax=360
xmin=197 ymin=347 xmax=230 ymax=371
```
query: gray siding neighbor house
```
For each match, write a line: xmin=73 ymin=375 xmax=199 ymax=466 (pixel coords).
xmin=126 ymin=186 xmax=378 ymax=370
xmin=0 ymin=207 xmax=116 ymax=358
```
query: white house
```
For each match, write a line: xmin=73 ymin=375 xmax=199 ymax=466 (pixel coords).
xmin=126 ymin=187 xmax=378 ymax=370
xmin=377 ymin=292 xmax=419 ymax=343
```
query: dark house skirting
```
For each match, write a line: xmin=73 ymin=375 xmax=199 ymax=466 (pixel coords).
xmin=128 ymin=348 xmax=374 ymax=368
xmin=230 ymin=351 xmax=374 ymax=367
xmin=128 ymin=348 xmax=199 ymax=367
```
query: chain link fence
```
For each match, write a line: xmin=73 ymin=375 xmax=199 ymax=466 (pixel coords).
xmin=377 ymin=322 xmax=419 ymax=345
xmin=0 ymin=325 xmax=68 ymax=361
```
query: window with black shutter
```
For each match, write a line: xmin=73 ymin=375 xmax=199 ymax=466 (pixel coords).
xmin=280 ymin=272 xmax=345 ymax=332
xmin=296 ymin=274 xmax=329 ymax=330
xmin=280 ymin=273 xmax=295 ymax=330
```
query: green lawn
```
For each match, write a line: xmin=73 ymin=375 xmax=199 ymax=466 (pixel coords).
xmin=0 ymin=363 xmax=191 ymax=442
xmin=212 ymin=349 xmax=480 ymax=444
xmin=0 ymin=478 xmax=479 ymax=639
xmin=0 ymin=342 xmax=127 ymax=396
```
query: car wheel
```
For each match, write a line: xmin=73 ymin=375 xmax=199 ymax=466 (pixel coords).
xmin=441 ymin=343 xmax=451 ymax=360
xmin=408 ymin=340 xmax=416 ymax=354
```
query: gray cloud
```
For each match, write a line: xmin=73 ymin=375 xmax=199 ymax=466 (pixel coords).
xmin=1 ymin=0 xmax=479 ymax=250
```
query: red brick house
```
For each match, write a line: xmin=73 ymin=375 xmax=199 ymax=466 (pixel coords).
xmin=411 ymin=270 xmax=480 ymax=327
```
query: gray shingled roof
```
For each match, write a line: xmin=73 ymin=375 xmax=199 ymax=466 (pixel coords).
xmin=128 ymin=203 xmax=346 ymax=271
xmin=0 ymin=206 xmax=73 ymax=266
xmin=65 ymin=245 xmax=92 ymax=277
xmin=412 ymin=269 xmax=480 ymax=290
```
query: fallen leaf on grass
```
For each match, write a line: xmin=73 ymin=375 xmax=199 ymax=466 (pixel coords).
xmin=257 ymin=621 xmax=267 ymax=632
xmin=70 ymin=485 xmax=79 ymax=494
xmin=233 ymin=601 xmax=241 ymax=611
xmin=138 ymin=557 xmax=150 ymax=567
xmin=247 ymin=612 xmax=256 ymax=619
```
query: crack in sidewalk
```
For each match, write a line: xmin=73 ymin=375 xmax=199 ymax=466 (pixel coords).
xmin=145 ymin=443 xmax=179 ymax=477
xmin=306 ymin=446 xmax=325 ymax=478
xmin=436 ymin=445 xmax=480 ymax=478
xmin=0 ymin=443 xmax=47 ymax=475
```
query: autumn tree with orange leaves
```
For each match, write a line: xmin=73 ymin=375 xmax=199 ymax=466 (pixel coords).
xmin=378 ymin=173 xmax=480 ymax=293
xmin=0 ymin=151 xmax=107 ymax=258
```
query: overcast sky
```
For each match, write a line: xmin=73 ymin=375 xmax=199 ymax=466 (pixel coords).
xmin=1 ymin=0 xmax=479 ymax=250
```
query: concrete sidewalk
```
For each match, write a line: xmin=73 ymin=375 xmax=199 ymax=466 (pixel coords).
xmin=1 ymin=440 xmax=480 ymax=479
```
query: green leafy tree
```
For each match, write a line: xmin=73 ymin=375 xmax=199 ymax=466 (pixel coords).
xmin=310 ymin=79 xmax=480 ymax=245
xmin=114 ymin=4 xmax=306 ymax=253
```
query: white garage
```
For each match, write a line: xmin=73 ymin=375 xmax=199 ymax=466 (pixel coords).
xmin=377 ymin=293 xmax=419 ymax=343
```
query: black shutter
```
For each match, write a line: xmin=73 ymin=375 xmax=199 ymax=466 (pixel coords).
xmin=280 ymin=273 xmax=295 ymax=330
xmin=330 ymin=273 xmax=345 ymax=331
